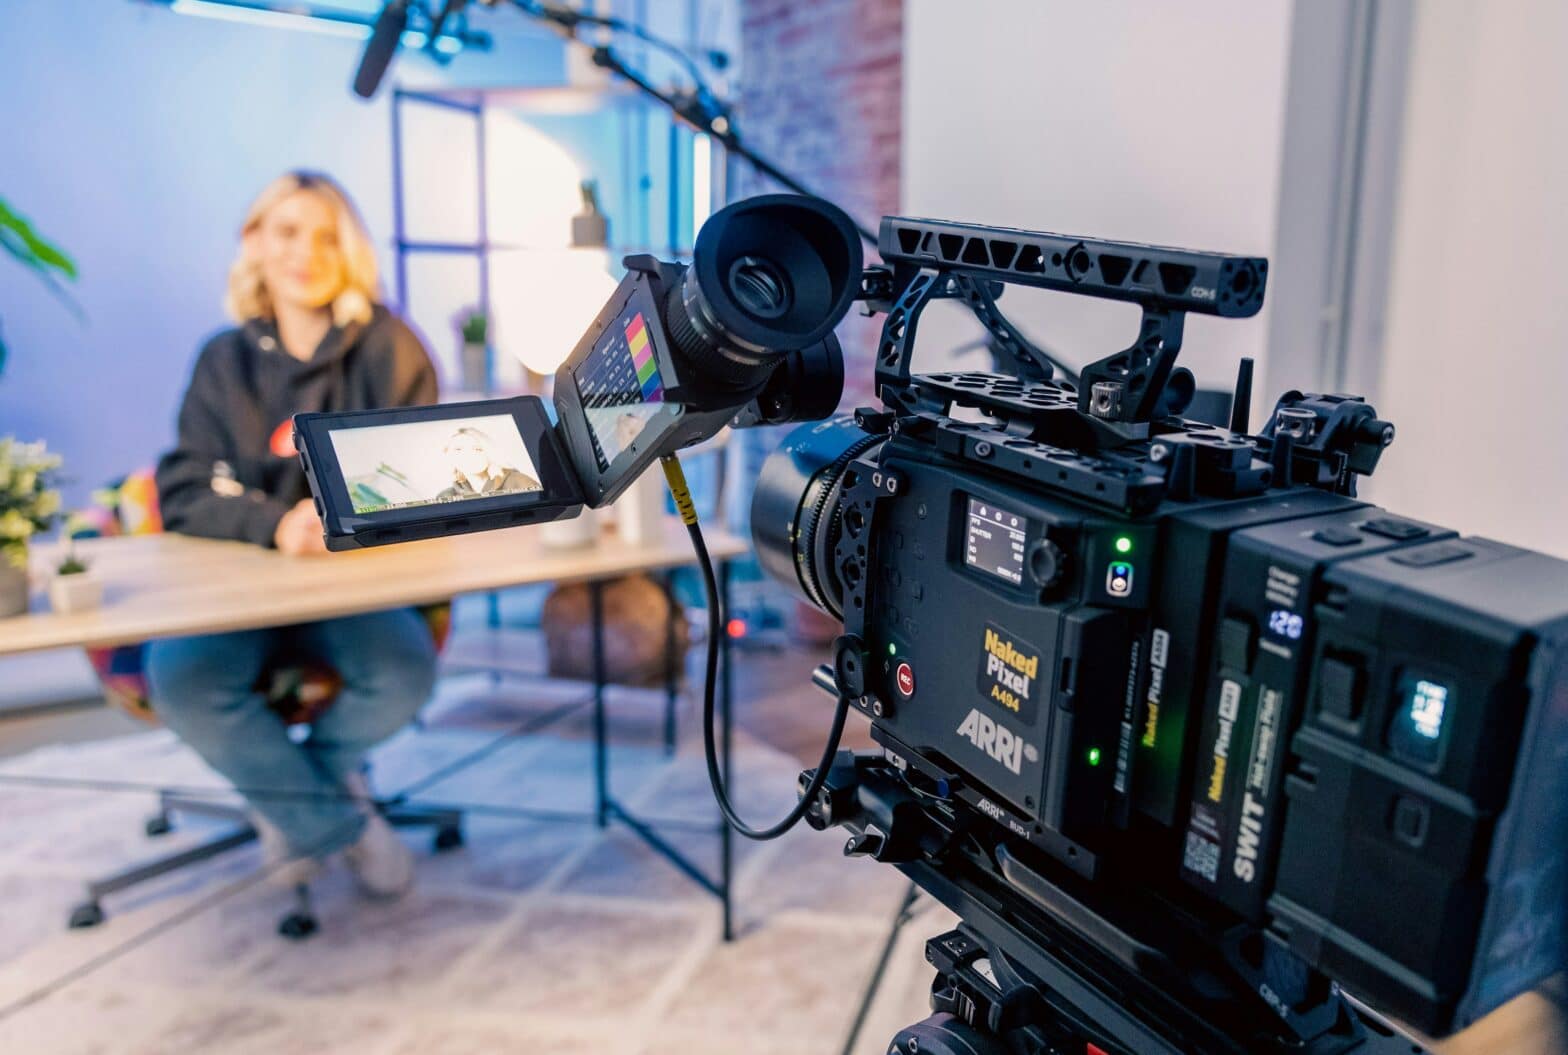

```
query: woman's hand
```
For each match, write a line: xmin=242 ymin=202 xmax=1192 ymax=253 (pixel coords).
xmin=273 ymin=499 xmax=328 ymax=556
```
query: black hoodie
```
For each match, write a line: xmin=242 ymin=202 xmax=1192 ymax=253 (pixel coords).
xmin=156 ymin=306 xmax=438 ymax=547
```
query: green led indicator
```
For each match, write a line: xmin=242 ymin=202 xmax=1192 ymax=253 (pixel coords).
xmin=1114 ymin=535 xmax=1133 ymax=554
xmin=1087 ymin=747 xmax=1102 ymax=767
xmin=888 ymin=643 xmax=897 ymax=656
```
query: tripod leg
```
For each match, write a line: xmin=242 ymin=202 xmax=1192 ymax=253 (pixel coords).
xmin=664 ymin=569 xmax=678 ymax=756
xmin=840 ymin=880 xmax=923 ymax=1055
xmin=592 ymin=579 xmax=609 ymax=827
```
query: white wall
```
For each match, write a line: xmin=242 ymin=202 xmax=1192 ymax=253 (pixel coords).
xmin=0 ymin=1 xmax=564 ymax=508
xmin=901 ymin=0 xmax=1294 ymax=399
xmin=1362 ymin=1 xmax=1568 ymax=558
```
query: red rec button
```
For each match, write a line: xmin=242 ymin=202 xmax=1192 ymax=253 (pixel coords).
xmin=895 ymin=662 xmax=915 ymax=697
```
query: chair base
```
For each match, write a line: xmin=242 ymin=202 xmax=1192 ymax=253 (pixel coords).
xmin=68 ymin=788 xmax=463 ymax=939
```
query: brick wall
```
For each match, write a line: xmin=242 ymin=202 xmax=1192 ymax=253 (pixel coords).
xmin=734 ymin=0 xmax=902 ymax=402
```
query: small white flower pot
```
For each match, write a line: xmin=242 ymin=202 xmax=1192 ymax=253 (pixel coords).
xmin=461 ymin=341 xmax=491 ymax=393
xmin=49 ymin=572 xmax=103 ymax=614
xmin=540 ymin=508 xmax=600 ymax=550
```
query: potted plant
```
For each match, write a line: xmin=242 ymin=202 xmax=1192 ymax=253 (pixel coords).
xmin=48 ymin=528 xmax=101 ymax=614
xmin=455 ymin=307 xmax=491 ymax=394
xmin=0 ymin=437 xmax=64 ymax=617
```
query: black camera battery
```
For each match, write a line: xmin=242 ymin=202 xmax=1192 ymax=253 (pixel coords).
xmin=1180 ymin=509 xmax=1453 ymax=920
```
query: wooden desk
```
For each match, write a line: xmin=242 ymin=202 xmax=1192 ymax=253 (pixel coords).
xmin=0 ymin=522 xmax=747 ymax=655
xmin=0 ymin=521 xmax=749 ymax=939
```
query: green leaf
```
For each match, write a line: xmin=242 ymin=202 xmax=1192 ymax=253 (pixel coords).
xmin=0 ymin=227 xmax=84 ymax=321
xmin=0 ymin=198 xmax=77 ymax=280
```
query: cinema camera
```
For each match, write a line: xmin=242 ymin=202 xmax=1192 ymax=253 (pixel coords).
xmin=295 ymin=196 xmax=1568 ymax=1055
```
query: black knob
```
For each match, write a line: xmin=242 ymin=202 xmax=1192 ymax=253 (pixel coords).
xmin=1029 ymin=539 xmax=1067 ymax=590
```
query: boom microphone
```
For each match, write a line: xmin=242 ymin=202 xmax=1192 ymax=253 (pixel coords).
xmin=353 ymin=0 xmax=411 ymax=99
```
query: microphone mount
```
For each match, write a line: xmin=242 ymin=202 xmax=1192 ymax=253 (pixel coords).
xmin=498 ymin=0 xmax=878 ymax=248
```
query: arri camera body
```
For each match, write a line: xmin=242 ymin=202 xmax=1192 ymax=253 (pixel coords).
xmin=753 ymin=217 xmax=1568 ymax=1053
xmin=295 ymin=195 xmax=1567 ymax=1055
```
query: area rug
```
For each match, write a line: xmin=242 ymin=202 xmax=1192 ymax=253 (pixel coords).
xmin=0 ymin=675 xmax=952 ymax=1054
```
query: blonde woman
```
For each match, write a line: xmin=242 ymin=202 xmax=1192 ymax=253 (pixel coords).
xmin=436 ymin=425 xmax=540 ymax=500
xmin=148 ymin=171 xmax=438 ymax=898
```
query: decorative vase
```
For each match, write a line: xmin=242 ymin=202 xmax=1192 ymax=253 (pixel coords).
xmin=461 ymin=341 xmax=491 ymax=394
xmin=0 ymin=554 xmax=30 ymax=618
xmin=616 ymin=473 xmax=670 ymax=546
xmin=49 ymin=571 xmax=103 ymax=614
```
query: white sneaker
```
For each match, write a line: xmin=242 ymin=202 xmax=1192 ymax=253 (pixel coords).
xmin=342 ymin=811 xmax=414 ymax=900
xmin=250 ymin=809 xmax=324 ymax=889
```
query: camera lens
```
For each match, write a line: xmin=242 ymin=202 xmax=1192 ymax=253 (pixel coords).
xmin=664 ymin=194 xmax=862 ymax=389
xmin=752 ymin=417 xmax=883 ymax=621
xmin=727 ymin=256 xmax=792 ymax=320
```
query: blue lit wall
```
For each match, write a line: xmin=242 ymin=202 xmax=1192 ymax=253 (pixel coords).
xmin=0 ymin=1 xmax=567 ymax=506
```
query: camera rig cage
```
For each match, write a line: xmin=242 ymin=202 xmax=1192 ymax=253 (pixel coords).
xmin=774 ymin=215 xmax=1566 ymax=1055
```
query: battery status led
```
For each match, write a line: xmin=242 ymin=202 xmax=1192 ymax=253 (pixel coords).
xmin=1114 ymin=535 xmax=1133 ymax=555
xmin=1087 ymin=747 xmax=1103 ymax=767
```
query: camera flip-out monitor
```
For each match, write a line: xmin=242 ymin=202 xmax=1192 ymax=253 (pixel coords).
xmin=294 ymin=397 xmax=584 ymax=551
xmin=551 ymin=266 xmax=693 ymax=507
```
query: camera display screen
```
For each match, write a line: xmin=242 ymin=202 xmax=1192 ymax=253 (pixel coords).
xmin=328 ymin=413 xmax=543 ymax=514
xmin=574 ymin=305 xmax=667 ymax=474
xmin=964 ymin=496 xmax=1029 ymax=585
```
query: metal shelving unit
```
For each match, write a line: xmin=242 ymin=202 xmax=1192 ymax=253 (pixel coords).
xmin=388 ymin=80 xmax=712 ymax=396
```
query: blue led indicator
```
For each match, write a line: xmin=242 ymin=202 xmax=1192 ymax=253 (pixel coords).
xmin=1106 ymin=561 xmax=1134 ymax=597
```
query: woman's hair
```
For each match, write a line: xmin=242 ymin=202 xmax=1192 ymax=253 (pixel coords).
xmin=445 ymin=426 xmax=493 ymax=452
xmin=224 ymin=170 xmax=380 ymax=327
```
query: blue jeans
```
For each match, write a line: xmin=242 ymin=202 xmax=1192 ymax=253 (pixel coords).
xmin=145 ymin=609 xmax=437 ymax=858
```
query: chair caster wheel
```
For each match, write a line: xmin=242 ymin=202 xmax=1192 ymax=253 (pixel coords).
xmin=69 ymin=902 xmax=105 ymax=929
xmin=433 ymin=826 xmax=464 ymax=852
xmin=277 ymin=912 xmax=318 ymax=940
xmin=145 ymin=813 xmax=173 ymax=837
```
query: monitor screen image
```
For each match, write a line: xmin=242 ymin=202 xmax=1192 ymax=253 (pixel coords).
xmin=574 ymin=306 xmax=666 ymax=473
xmin=328 ymin=413 xmax=543 ymax=515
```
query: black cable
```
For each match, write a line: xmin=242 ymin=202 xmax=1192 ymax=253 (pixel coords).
xmin=511 ymin=0 xmax=712 ymax=88
xmin=661 ymin=454 xmax=850 ymax=841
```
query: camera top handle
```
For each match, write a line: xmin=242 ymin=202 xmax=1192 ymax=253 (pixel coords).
xmin=865 ymin=216 xmax=1268 ymax=441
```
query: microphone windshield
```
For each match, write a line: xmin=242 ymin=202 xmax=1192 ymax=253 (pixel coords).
xmin=353 ymin=0 xmax=411 ymax=99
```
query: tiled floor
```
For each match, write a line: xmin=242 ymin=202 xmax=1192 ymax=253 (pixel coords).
xmin=0 ymin=639 xmax=952 ymax=1054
